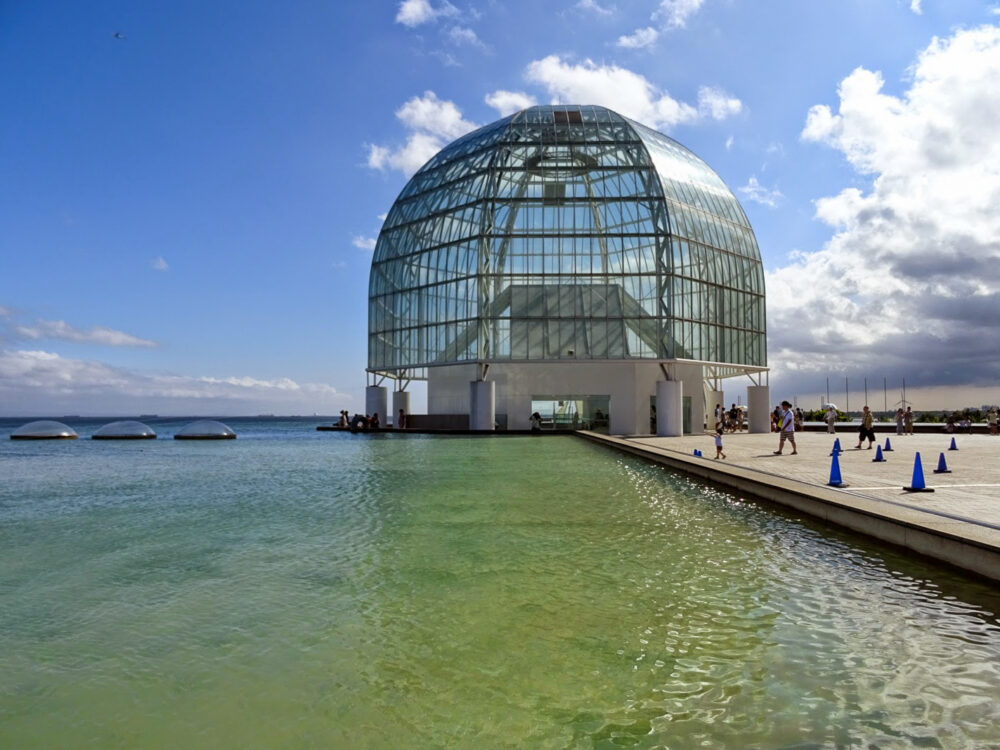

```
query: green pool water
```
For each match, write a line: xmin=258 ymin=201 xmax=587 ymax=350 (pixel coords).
xmin=1 ymin=426 xmax=999 ymax=748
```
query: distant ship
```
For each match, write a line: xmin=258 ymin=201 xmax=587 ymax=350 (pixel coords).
xmin=257 ymin=413 xmax=275 ymax=417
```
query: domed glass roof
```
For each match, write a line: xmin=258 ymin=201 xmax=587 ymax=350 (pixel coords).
xmin=11 ymin=420 xmax=78 ymax=440
xmin=368 ymin=104 xmax=765 ymax=376
xmin=92 ymin=420 xmax=157 ymax=439
xmin=174 ymin=420 xmax=236 ymax=440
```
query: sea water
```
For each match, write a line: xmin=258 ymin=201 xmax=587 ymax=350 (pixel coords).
xmin=1 ymin=419 xmax=999 ymax=749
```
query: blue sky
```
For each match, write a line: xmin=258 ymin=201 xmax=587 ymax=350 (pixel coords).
xmin=2 ymin=0 xmax=999 ymax=415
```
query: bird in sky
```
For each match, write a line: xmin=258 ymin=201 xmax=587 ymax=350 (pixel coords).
xmin=112 ymin=31 xmax=126 ymax=40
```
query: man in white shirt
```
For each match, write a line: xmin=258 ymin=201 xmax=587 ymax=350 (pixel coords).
xmin=773 ymin=400 xmax=798 ymax=455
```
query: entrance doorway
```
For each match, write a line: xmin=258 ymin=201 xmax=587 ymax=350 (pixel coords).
xmin=530 ymin=395 xmax=610 ymax=432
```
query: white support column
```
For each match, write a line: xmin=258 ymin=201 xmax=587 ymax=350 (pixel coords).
xmin=392 ymin=390 xmax=411 ymax=427
xmin=469 ymin=380 xmax=495 ymax=431
xmin=747 ymin=385 xmax=771 ymax=434
xmin=365 ymin=385 xmax=388 ymax=423
xmin=656 ymin=380 xmax=683 ymax=437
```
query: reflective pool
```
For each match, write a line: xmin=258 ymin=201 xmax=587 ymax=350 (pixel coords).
xmin=1 ymin=427 xmax=998 ymax=748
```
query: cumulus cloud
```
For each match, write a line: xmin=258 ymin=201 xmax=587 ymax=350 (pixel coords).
xmin=738 ymin=176 xmax=783 ymax=208
xmin=910 ymin=0 xmax=922 ymax=15
xmin=484 ymin=89 xmax=537 ymax=116
xmin=576 ymin=0 xmax=615 ymax=15
xmin=768 ymin=24 xmax=1000 ymax=393
xmin=352 ymin=235 xmax=377 ymax=251
xmin=366 ymin=91 xmax=479 ymax=176
xmin=448 ymin=25 xmax=486 ymax=49
xmin=617 ymin=27 xmax=660 ymax=49
xmin=654 ymin=0 xmax=706 ymax=28
xmin=0 ymin=349 xmax=350 ymax=416
xmin=395 ymin=0 xmax=458 ymax=27
xmin=151 ymin=256 xmax=169 ymax=271
xmin=697 ymin=85 xmax=743 ymax=119
xmin=11 ymin=319 xmax=157 ymax=348
xmin=525 ymin=56 xmax=741 ymax=130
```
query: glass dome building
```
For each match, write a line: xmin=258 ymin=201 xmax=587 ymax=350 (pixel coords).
xmin=367 ymin=105 xmax=769 ymax=434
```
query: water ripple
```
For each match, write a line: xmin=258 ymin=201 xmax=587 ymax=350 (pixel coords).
xmin=1 ymin=432 xmax=999 ymax=747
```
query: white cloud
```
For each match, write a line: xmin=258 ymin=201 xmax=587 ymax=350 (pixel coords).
xmin=395 ymin=0 xmax=458 ymax=27
xmin=366 ymin=92 xmax=479 ymax=176
xmin=725 ymin=135 xmax=734 ymax=150
xmin=697 ymin=85 xmax=743 ymax=119
xmin=151 ymin=256 xmax=169 ymax=271
xmin=0 ymin=349 xmax=349 ymax=416
xmin=617 ymin=26 xmax=659 ymax=49
xmin=769 ymin=24 xmax=1000 ymax=392
xmin=484 ymin=89 xmax=537 ymax=116
xmin=395 ymin=90 xmax=478 ymax=140
xmin=738 ymin=175 xmax=783 ymax=207
xmin=0 ymin=305 xmax=10 ymax=318
xmin=576 ymin=0 xmax=614 ymax=15
xmin=525 ymin=55 xmax=741 ymax=130
xmin=448 ymin=25 xmax=486 ymax=49
xmin=910 ymin=0 xmax=922 ymax=15
xmin=654 ymin=0 xmax=706 ymax=28
xmin=352 ymin=235 xmax=377 ymax=251
xmin=12 ymin=319 xmax=157 ymax=348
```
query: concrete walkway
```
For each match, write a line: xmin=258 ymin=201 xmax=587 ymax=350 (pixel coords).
xmin=577 ymin=429 xmax=1000 ymax=582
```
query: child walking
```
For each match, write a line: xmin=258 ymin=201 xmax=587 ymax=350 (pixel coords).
xmin=714 ymin=426 xmax=726 ymax=459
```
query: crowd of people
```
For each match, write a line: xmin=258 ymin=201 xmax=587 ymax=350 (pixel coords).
xmin=712 ymin=403 xmax=747 ymax=433
xmin=336 ymin=410 xmax=405 ymax=431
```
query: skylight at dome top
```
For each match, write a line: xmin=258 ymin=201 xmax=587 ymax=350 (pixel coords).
xmin=368 ymin=104 xmax=766 ymax=378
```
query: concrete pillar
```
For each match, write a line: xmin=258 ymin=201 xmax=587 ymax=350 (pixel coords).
xmin=747 ymin=385 xmax=771 ymax=434
xmin=656 ymin=380 xmax=683 ymax=437
xmin=469 ymin=380 xmax=495 ymax=431
xmin=706 ymin=389 xmax=724 ymax=429
xmin=392 ymin=390 xmax=410 ymax=427
xmin=365 ymin=385 xmax=388 ymax=423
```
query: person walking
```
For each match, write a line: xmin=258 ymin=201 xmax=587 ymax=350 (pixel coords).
xmin=856 ymin=405 xmax=876 ymax=449
xmin=904 ymin=406 xmax=914 ymax=435
xmin=825 ymin=406 xmax=837 ymax=434
xmin=773 ymin=400 xmax=797 ymax=455
xmin=894 ymin=407 xmax=904 ymax=436
xmin=988 ymin=408 xmax=998 ymax=436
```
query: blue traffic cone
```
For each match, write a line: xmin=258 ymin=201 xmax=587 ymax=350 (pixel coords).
xmin=884 ymin=437 xmax=893 ymax=452
xmin=948 ymin=437 xmax=958 ymax=451
xmin=933 ymin=452 xmax=952 ymax=474
xmin=694 ymin=449 xmax=702 ymax=457
xmin=830 ymin=438 xmax=843 ymax=456
xmin=903 ymin=452 xmax=935 ymax=492
xmin=827 ymin=451 xmax=846 ymax=487
xmin=872 ymin=445 xmax=886 ymax=462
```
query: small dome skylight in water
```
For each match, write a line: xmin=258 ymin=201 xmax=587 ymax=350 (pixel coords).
xmin=174 ymin=420 xmax=237 ymax=440
xmin=10 ymin=420 xmax=79 ymax=440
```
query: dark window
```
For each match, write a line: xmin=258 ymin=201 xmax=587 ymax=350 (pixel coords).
xmin=553 ymin=110 xmax=583 ymax=125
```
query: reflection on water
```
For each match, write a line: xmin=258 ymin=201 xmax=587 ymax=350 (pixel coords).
xmin=1 ymin=426 xmax=999 ymax=748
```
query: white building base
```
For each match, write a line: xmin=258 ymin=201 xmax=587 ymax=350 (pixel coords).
xmin=428 ymin=361 xmax=714 ymax=436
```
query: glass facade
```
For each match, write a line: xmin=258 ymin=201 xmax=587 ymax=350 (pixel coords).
xmin=368 ymin=105 xmax=765 ymax=377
